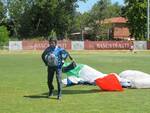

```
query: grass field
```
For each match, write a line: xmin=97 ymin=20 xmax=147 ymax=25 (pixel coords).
xmin=0 ymin=50 xmax=150 ymax=113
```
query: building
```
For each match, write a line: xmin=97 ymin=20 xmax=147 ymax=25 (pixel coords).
xmin=101 ymin=17 xmax=131 ymax=40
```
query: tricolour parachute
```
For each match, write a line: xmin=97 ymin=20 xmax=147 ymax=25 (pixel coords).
xmin=62 ymin=62 xmax=105 ymax=84
xmin=62 ymin=63 xmax=124 ymax=91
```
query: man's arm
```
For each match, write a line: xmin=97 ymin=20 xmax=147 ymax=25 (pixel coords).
xmin=41 ymin=48 xmax=49 ymax=66
xmin=61 ymin=48 xmax=74 ymax=61
xmin=68 ymin=53 xmax=73 ymax=61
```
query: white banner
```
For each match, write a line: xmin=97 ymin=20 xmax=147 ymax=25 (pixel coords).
xmin=72 ymin=41 xmax=84 ymax=50
xmin=134 ymin=41 xmax=147 ymax=50
xmin=9 ymin=41 xmax=22 ymax=51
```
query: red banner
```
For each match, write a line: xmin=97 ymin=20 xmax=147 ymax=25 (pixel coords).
xmin=84 ymin=41 xmax=131 ymax=50
xmin=147 ymin=41 xmax=150 ymax=49
xmin=22 ymin=40 xmax=71 ymax=50
xmin=57 ymin=40 xmax=71 ymax=50
xmin=22 ymin=40 xmax=131 ymax=50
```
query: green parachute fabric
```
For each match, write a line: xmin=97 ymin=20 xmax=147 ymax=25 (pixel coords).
xmin=63 ymin=63 xmax=84 ymax=77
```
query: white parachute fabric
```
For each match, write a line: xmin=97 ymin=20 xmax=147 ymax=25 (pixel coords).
xmin=62 ymin=63 xmax=105 ymax=84
xmin=79 ymin=65 xmax=105 ymax=83
xmin=119 ymin=70 xmax=150 ymax=88
xmin=62 ymin=76 xmax=84 ymax=85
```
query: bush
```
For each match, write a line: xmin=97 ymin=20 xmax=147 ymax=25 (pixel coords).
xmin=0 ymin=26 xmax=9 ymax=48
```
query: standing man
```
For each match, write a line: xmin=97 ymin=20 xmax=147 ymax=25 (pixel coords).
xmin=42 ymin=38 xmax=73 ymax=100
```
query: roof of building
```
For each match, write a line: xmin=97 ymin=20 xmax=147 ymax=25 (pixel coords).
xmin=101 ymin=17 xmax=128 ymax=24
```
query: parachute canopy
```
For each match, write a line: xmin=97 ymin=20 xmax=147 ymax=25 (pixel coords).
xmin=95 ymin=73 xmax=123 ymax=91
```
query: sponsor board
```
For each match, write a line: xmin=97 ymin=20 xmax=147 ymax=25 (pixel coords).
xmin=134 ymin=41 xmax=147 ymax=50
xmin=9 ymin=41 xmax=22 ymax=51
xmin=84 ymin=41 xmax=130 ymax=50
xmin=72 ymin=41 xmax=84 ymax=50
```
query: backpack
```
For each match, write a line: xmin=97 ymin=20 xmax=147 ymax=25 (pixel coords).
xmin=45 ymin=47 xmax=58 ymax=67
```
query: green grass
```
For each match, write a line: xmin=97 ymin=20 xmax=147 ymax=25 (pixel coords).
xmin=0 ymin=50 xmax=150 ymax=113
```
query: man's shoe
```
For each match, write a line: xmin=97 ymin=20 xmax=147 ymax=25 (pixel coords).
xmin=48 ymin=92 xmax=53 ymax=98
xmin=57 ymin=96 xmax=62 ymax=100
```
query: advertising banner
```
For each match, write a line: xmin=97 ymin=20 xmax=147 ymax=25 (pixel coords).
xmin=72 ymin=41 xmax=84 ymax=50
xmin=9 ymin=41 xmax=22 ymax=51
xmin=84 ymin=41 xmax=130 ymax=50
xmin=134 ymin=41 xmax=147 ymax=50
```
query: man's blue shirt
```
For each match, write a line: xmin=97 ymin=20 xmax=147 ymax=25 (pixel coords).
xmin=42 ymin=46 xmax=69 ymax=69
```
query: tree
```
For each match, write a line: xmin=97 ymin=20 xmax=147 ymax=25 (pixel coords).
xmin=0 ymin=0 xmax=6 ymax=25
xmin=0 ymin=25 xmax=9 ymax=47
xmin=75 ymin=0 xmax=122 ymax=40
xmin=54 ymin=0 xmax=86 ymax=39
xmin=123 ymin=0 xmax=147 ymax=40
xmin=7 ymin=0 xmax=86 ymax=39
xmin=7 ymin=0 xmax=29 ymax=38
xmin=71 ymin=12 xmax=91 ymax=32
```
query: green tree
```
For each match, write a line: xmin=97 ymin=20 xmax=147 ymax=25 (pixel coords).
xmin=7 ymin=0 xmax=29 ymax=38
xmin=7 ymin=0 xmax=86 ymax=39
xmin=0 ymin=25 xmax=9 ymax=47
xmin=123 ymin=0 xmax=147 ymax=40
xmin=0 ymin=0 xmax=6 ymax=25
xmin=70 ymin=12 xmax=91 ymax=33
xmin=77 ymin=0 xmax=121 ymax=40
xmin=54 ymin=0 xmax=86 ymax=39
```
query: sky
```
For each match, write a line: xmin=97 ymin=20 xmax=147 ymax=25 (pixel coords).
xmin=77 ymin=0 xmax=124 ymax=13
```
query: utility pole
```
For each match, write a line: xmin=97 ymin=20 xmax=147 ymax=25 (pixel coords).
xmin=148 ymin=0 xmax=150 ymax=40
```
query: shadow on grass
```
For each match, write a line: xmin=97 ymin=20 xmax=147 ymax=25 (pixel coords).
xmin=43 ymin=89 xmax=100 ymax=95
xmin=24 ymin=95 xmax=58 ymax=100
xmin=24 ymin=89 xmax=100 ymax=99
xmin=24 ymin=95 xmax=48 ymax=99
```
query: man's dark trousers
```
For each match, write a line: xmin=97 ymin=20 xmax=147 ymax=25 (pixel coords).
xmin=47 ymin=66 xmax=62 ymax=97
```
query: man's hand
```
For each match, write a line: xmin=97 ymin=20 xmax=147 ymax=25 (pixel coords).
xmin=45 ymin=63 xmax=48 ymax=66
xmin=71 ymin=58 xmax=75 ymax=62
xmin=68 ymin=54 xmax=73 ymax=61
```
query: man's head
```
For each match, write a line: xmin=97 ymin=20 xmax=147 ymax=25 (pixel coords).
xmin=49 ymin=38 xmax=57 ymax=47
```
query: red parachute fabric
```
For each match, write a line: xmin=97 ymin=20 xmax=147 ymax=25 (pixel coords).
xmin=95 ymin=73 xmax=123 ymax=91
